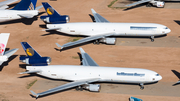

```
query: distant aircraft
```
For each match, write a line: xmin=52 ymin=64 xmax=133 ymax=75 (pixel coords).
xmin=20 ymin=42 xmax=51 ymax=66
xmin=0 ymin=0 xmax=18 ymax=10
xmin=126 ymin=0 xmax=179 ymax=8
xmin=43 ymin=8 xmax=171 ymax=50
xmin=0 ymin=0 xmax=42 ymax=23
xmin=19 ymin=45 xmax=162 ymax=98
xmin=40 ymin=2 xmax=69 ymax=24
xmin=0 ymin=33 xmax=18 ymax=66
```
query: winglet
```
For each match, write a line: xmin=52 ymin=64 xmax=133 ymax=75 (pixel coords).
xmin=79 ymin=47 xmax=85 ymax=53
xmin=30 ymin=90 xmax=39 ymax=98
xmin=91 ymin=8 xmax=96 ymax=14
xmin=56 ymin=43 xmax=63 ymax=49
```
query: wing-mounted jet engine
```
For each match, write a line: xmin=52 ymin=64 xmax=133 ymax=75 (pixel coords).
xmin=40 ymin=2 xmax=70 ymax=24
xmin=20 ymin=42 xmax=51 ymax=66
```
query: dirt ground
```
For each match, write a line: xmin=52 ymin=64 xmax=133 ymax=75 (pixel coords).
xmin=0 ymin=0 xmax=180 ymax=101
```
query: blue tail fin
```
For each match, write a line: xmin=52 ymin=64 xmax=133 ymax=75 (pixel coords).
xmin=42 ymin=2 xmax=61 ymax=17
xmin=20 ymin=42 xmax=41 ymax=58
xmin=11 ymin=0 xmax=37 ymax=10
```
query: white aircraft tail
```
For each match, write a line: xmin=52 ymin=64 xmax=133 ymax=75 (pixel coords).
xmin=0 ymin=33 xmax=10 ymax=56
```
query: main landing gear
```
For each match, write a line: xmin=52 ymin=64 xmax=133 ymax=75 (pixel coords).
xmin=146 ymin=3 xmax=152 ymax=7
xmin=150 ymin=36 xmax=154 ymax=42
xmin=93 ymin=40 xmax=100 ymax=44
xmin=140 ymin=83 xmax=144 ymax=90
xmin=76 ymin=86 xmax=83 ymax=91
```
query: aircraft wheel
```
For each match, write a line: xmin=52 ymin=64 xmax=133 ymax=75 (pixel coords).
xmin=80 ymin=87 xmax=83 ymax=91
xmin=76 ymin=87 xmax=80 ymax=91
xmin=140 ymin=86 xmax=144 ymax=90
xmin=151 ymin=39 xmax=154 ymax=42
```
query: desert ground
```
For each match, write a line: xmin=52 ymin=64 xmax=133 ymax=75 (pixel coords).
xmin=0 ymin=0 xmax=180 ymax=101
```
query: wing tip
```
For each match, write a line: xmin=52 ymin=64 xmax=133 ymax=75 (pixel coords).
xmin=56 ymin=43 xmax=63 ymax=49
xmin=79 ymin=47 xmax=85 ymax=53
xmin=30 ymin=90 xmax=39 ymax=98
xmin=91 ymin=8 xmax=96 ymax=14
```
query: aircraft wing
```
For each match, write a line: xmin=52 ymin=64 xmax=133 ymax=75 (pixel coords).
xmin=126 ymin=0 xmax=151 ymax=7
xmin=79 ymin=47 xmax=99 ymax=66
xmin=18 ymin=14 xmax=34 ymax=18
xmin=56 ymin=32 xmax=115 ymax=49
xmin=30 ymin=78 xmax=100 ymax=98
xmin=4 ymin=48 xmax=18 ymax=58
xmin=0 ymin=0 xmax=18 ymax=9
xmin=91 ymin=9 xmax=109 ymax=23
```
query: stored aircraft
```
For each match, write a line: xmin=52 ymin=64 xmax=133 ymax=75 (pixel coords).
xmin=0 ymin=0 xmax=42 ymax=23
xmin=0 ymin=33 xmax=18 ymax=66
xmin=0 ymin=0 xmax=18 ymax=10
xmin=40 ymin=2 xmax=69 ymax=24
xmin=126 ymin=0 xmax=179 ymax=8
xmin=19 ymin=42 xmax=162 ymax=98
xmin=42 ymin=7 xmax=171 ymax=50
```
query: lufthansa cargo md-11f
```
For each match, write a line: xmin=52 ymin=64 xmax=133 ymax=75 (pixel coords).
xmin=42 ymin=7 xmax=171 ymax=49
xmin=19 ymin=44 xmax=162 ymax=98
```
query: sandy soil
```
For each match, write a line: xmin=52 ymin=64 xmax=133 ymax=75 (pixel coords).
xmin=0 ymin=0 xmax=180 ymax=101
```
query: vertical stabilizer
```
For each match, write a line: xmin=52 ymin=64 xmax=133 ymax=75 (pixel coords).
xmin=11 ymin=0 xmax=37 ymax=10
xmin=42 ymin=2 xmax=61 ymax=17
xmin=0 ymin=33 xmax=10 ymax=56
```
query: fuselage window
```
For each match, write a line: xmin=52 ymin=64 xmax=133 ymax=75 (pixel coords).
xmin=130 ymin=26 xmax=157 ymax=30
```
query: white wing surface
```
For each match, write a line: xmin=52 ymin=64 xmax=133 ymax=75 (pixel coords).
xmin=0 ymin=0 xmax=18 ymax=9
xmin=18 ymin=14 xmax=34 ymax=18
xmin=30 ymin=78 xmax=100 ymax=98
xmin=56 ymin=33 xmax=114 ymax=49
xmin=126 ymin=0 xmax=151 ymax=7
xmin=79 ymin=47 xmax=99 ymax=66
xmin=91 ymin=9 xmax=109 ymax=23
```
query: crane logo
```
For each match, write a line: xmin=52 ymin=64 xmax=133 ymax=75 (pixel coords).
xmin=26 ymin=48 xmax=34 ymax=56
xmin=0 ymin=43 xmax=5 ymax=55
xmin=46 ymin=7 xmax=54 ymax=15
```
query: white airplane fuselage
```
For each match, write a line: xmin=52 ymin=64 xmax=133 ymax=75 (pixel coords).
xmin=27 ymin=65 xmax=162 ymax=84
xmin=47 ymin=23 xmax=171 ymax=37
xmin=0 ymin=10 xmax=38 ymax=22
xmin=0 ymin=55 xmax=7 ymax=62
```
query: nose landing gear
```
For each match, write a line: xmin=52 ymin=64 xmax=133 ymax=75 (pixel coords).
xmin=140 ymin=83 xmax=144 ymax=90
xmin=150 ymin=36 xmax=154 ymax=42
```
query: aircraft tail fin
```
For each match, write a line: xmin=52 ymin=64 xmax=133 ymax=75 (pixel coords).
xmin=42 ymin=2 xmax=61 ymax=17
xmin=11 ymin=0 xmax=37 ymax=10
xmin=0 ymin=33 xmax=10 ymax=56
xmin=30 ymin=90 xmax=39 ymax=98
xmin=4 ymin=48 xmax=18 ymax=58
xmin=20 ymin=42 xmax=41 ymax=58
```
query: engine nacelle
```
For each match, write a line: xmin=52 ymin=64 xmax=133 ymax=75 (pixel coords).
xmin=84 ymin=84 xmax=101 ymax=92
xmin=99 ymin=38 xmax=116 ymax=45
xmin=0 ymin=55 xmax=8 ymax=62
xmin=154 ymin=1 xmax=165 ymax=7
xmin=40 ymin=15 xmax=70 ymax=24
xmin=20 ymin=56 xmax=51 ymax=66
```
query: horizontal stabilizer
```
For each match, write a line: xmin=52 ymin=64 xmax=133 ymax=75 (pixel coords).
xmin=4 ymin=48 xmax=18 ymax=58
xmin=19 ymin=70 xmax=41 ymax=74
xmin=55 ymin=43 xmax=62 ymax=49
xmin=35 ymin=5 xmax=43 ymax=10
xmin=126 ymin=0 xmax=151 ymax=7
xmin=30 ymin=90 xmax=39 ymax=98
xmin=18 ymin=14 xmax=34 ymax=18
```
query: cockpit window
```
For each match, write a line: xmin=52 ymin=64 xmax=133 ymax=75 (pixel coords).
xmin=156 ymin=74 xmax=160 ymax=76
xmin=164 ymin=27 xmax=168 ymax=29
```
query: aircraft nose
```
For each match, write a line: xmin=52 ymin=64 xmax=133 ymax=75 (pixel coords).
xmin=166 ymin=28 xmax=171 ymax=34
xmin=156 ymin=75 xmax=162 ymax=81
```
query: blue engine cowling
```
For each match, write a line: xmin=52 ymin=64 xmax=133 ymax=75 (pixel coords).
xmin=20 ymin=56 xmax=51 ymax=66
xmin=40 ymin=15 xmax=70 ymax=24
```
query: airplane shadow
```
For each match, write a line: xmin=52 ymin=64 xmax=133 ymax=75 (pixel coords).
xmin=0 ymin=55 xmax=18 ymax=71
xmin=89 ymin=14 xmax=95 ymax=22
xmin=7 ymin=3 xmax=18 ymax=9
xmin=123 ymin=2 xmax=149 ymax=11
xmin=171 ymin=70 xmax=180 ymax=86
xmin=174 ymin=20 xmax=180 ymax=26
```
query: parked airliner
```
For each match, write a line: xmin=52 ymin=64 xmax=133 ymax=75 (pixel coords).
xmin=19 ymin=43 xmax=162 ymax=98
xmin=0 ymin=33 xmax=18 ymax=66
xmin=43 ymin=8 xmax=171 ymax=49
xmin=0 ymin=0 xmax=42 ymax=23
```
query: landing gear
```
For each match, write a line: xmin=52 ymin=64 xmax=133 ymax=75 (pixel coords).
xmin=146 ymin=3 xmax=151 ymax=7
xmin=150 ymin=36 xmax=154 ymax=42
xmin=93 ymin=40 xmax=100 ymax=44
xmin=76 ymin=86 xmax=83 ymax=91
xmin=140 ymin=83 xmax=144 ymax=90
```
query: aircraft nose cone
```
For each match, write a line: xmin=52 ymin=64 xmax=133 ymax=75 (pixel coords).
xmin=166 ymin=28 xmax=171 ymax=34
xmin=157 ymin=75 xmax=162 ymax=81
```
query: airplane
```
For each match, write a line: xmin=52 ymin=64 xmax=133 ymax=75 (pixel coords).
xmin=126 ymin=0 xmax=179 ymax=8
xmin=0 ymin=33 xmax=18 ymax=66
xmin=43 ymin=8 xmax=171 ymax=50
xmin=19 ymin=44 xmax=162 ymax=98
xmin=40 ymin=2 xmax=70 ymax=24
xmin=0 ymin=0 xmax=18 ymax=10
xmin=19 ymin=42 xmax=51 ymax=66
xmin=0 ymin=0 xmax=43 ymax=23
